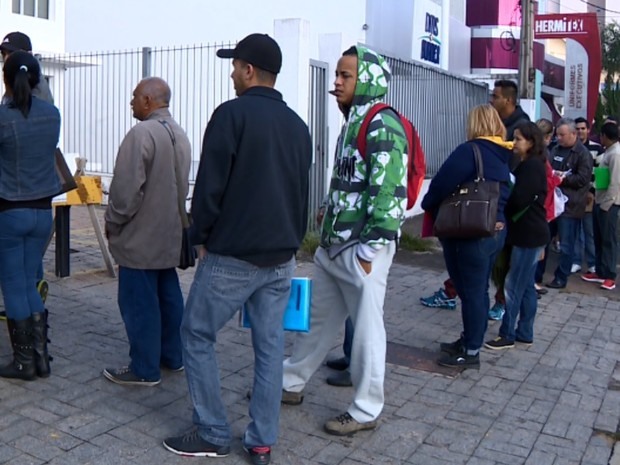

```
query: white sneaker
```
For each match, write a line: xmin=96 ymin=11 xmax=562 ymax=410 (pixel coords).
xmin=588 ymin=266 xmax=596 ymax=273
xmin=571 ymin=264 xmax=582 ymax=273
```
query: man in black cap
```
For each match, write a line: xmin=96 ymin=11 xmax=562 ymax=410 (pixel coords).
xmin=1 ymin=31 xmax=54 ymax=105
xmin=163 ymin=33 xmax=312 ymax=465
xmin=0 ymin=31 xmax=54 ymax=320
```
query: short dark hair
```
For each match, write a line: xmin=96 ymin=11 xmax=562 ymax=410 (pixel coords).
xmin=514 ymin=121 xmax=546 ymax=162
xmin=493 ymin=79 xmax=518 ymax=103
xmin=342 ymin=46 xmax=357 ymax=57
xmin=601 ymin=122 xmax=619 ymax=141
xmin=237 ymin=59 xmax=276 ymax=86
xmin=254 ymin=67 xmax=276 ymax=86
xmin=574 ymin=117 xmax=589 ymax=128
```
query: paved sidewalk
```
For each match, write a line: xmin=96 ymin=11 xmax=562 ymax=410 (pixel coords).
xmin=0 ymin=207 xmax=618 ymax=464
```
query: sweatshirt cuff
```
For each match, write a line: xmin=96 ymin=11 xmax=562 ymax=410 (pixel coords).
xmin=356 ymin=242 xmax=378 ymax=262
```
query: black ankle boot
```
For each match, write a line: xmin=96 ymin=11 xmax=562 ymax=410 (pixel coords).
xmin=0 ymin=317 xmax=36 ymax=381
xmin=32 ymin=311 xmax=50 ymax=378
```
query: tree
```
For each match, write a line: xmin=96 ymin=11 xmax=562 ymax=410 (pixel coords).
xmin=595 ymin=21 xmax=620 ymax=129
xmin=601 ymin=21 xmax=620 ymax=80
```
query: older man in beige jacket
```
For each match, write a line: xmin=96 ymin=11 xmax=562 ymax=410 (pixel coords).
xmin=585 ymin=122 xmax=620 ymax=291
xmin=103 ymin=77 xmax=191 ymax=386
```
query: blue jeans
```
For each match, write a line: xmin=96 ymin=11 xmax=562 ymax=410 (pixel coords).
xmin=181 ymin=253 xmax=294 ymax=448
xmin=593 ymin=204 xmax=619 ymax=280
xmin=118 ymin=266 xmax=184 ymax=381
xmin=535 ymin=221 xmax=556 ymax=284
xmin=573 ymin=212 xmax=595 ymax=268
xmin=0 ymin=209 xmax=52 ymax=320
xmin=440 ymin=228 xmax=506 ymax=352
xmin=499 ymin=246 xmax=543 ymax=342
xmin=554 ymin=216 xmax=581 ymax=284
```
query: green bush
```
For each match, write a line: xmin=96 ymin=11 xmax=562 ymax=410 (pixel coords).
xmin=300 ymin=232 xmax=321 ymax=256
xmin=399 ymin=232 xmax=435 ymax=252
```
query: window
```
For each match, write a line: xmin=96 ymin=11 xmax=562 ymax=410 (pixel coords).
xmin=12 ymin=0 xmax=49 ymax=19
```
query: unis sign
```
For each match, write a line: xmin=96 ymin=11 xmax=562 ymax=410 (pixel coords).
xmin=420 ymin=13 xmax=441 ymax=65
xmin=534 ymin=13 xmax=601 ymax=123
xmin=412 ymin=0 xmax=443 ymax=67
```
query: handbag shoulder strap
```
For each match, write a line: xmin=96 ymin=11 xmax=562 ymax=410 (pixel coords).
xmin=470 ymin=142 xmax=485 ymax=181
xmin=158 ymin=119 xmax=190 ymax=229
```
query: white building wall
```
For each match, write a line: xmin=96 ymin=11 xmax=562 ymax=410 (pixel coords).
xmin=65 ymin=0 xmax=368 ymax=54
xmin=0 ymin=0 xmax=65 ymax=53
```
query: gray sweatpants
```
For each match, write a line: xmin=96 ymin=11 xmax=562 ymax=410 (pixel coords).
xmin=283 ymin=242 xmax=395 ymax=423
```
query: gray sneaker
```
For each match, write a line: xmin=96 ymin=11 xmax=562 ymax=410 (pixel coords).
xmin=324 ymin=412 xmax=377 ymax=436
xmin=102 ymin=366 xmax=160 ymax=386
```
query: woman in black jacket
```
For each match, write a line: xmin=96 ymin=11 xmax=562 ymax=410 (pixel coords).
xmin=485 ymin=122 xmax=550 ymax=349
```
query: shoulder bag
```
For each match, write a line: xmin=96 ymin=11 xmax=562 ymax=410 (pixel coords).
xmin=433 ymin=142 xmax=500 ymax=238
xmin=159 ymin=120 xmax=196 ymax=270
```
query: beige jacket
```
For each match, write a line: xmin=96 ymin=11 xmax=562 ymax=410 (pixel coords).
xmin=105 ymin=108 xmax=191 ymax=269
xmin=595 ymin=141 xmax=620 ymax=212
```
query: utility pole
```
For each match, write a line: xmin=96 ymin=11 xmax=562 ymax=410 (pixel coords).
xmin=518 ymin=0 xmax=535 ymax=99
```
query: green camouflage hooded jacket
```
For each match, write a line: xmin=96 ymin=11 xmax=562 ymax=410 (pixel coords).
xmin=321 ymin=46 xmax=408 ymax=261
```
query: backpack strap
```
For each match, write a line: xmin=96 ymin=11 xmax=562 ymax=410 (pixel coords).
xmin=357 ymin=102 xmax=392 ymax=159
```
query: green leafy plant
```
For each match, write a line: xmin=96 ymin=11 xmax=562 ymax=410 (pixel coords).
xmin=399 ymin=232 xmax=436 ymax=252
xmin=300 ymin=232 xmax=320 ymax=256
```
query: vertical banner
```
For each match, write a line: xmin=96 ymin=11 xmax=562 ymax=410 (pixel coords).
xmin=534 ymin=13 xmax=601 ymax=123
xmin=564 ymin=40 xmax=589 ymax=120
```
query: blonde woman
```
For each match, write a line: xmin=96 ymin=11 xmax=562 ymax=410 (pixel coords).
xmin=422 ymin=104 xmax=513 ymax=369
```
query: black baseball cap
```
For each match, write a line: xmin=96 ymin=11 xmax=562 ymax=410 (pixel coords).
xmin=217 ymin=33 xmax=282 ymax=74
xmin=0 ymin=32 xmax=32 ymax=53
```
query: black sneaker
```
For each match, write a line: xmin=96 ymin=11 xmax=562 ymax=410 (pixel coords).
xmin=163 ymin=429 xmax=230 ymax=457
xmin=326 ymin=357 xmax=349 ymax=371
xmin=0 ymin=310 xmax=5 ymax=321
xmin=545 ymin=279 xmax=566 ymax=289
xmin=484 ymin=336 xmax=515 ymax=350
xmin=515 ymin=337 xmax=533 ymax=346
xmin=244 ymin=446 xmax=271 ymax=465
xmin=437 ymin=351 xmax=480 ymax=369
xmin=102 ymin=366 xmax=160 ymax=386
xmin=439 ymin=337 xmax=464 ymax=356
xmin=161 ymin=363 xmax=184 ymax=373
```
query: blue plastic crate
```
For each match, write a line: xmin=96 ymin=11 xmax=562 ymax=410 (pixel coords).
xmin=240 ymin=277 xmax=312 ymax=332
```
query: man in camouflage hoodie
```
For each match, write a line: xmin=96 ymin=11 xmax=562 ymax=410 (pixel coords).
xmin=282 ymin=46 xmax=408 ymax=436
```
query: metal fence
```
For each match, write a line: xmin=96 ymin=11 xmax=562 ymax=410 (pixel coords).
xmin=40 ymin=44 xmax=237 ymax=180
xmin=33 ymin=44 xmax=488 ymax=220
xmin=383 ymin=55 xmax=490 ymax=175
xmin=307 ymin=60 xmax=329 ymax=232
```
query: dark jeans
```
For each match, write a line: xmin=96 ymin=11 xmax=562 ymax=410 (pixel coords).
xmin=554 ymin=216 xmax=581 ymax=285
xmin=573 ymin=212 xmax=595 ymax=268
xmin=535 ymin=220 xmax=557 ymax=284
xmin=342 ymin=317 xmax=354 ymax=363
xmin=593 ymin=204 xmax=619 ymax=280
xmin=0 ymin=209 xmax=52 ymax=320
xmin=440 ymin=228 xmax=506 ymax=352
xmin=499 ymin=246 xmax=543 ymax=342
xmin=118 ymin=266 xmax=184 ymax=381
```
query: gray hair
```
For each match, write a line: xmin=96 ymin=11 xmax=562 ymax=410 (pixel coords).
xmin=556 ymin=117 xmax=576 ymax=133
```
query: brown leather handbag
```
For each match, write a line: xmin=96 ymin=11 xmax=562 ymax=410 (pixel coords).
xmin=433 ymin=143 xmax=500 ymax=239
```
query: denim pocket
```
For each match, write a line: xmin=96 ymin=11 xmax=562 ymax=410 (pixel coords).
xmin=209 ymin=255 xmax=257 ymax=298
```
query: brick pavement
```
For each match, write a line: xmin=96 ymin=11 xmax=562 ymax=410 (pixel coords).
xmin=0 ymin=206 xmax=617 ymax=464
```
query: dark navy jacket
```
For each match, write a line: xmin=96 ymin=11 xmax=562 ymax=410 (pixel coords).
xmin=422 ymin=139 xmax=512 ymax=223
xmin=191 ymin=86 xmax=312 ymax=267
